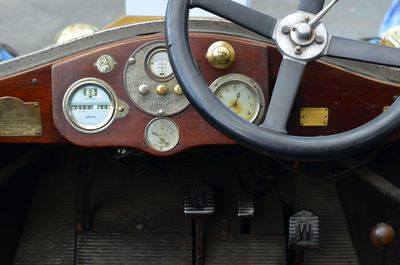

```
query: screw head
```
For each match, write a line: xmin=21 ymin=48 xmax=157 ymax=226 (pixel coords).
xmin=128 ymin=58 xmax=136 ymax=64
xmin=315 ymin=35 xmax=325 ymax=44
xmin=281 ymin=26 xmax=290 ymax=34
xmin=294 ymin=46 xmax=303 ymax=54
xmin=118 ymin=106 xmax=125 ymax=112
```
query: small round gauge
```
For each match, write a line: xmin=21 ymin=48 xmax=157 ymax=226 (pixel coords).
xmin=146 ymin=48 xmax=174 ymax=81
xmin=63 ymin=78 xmax=116 ymax=133
xmin=210 ymin=74 xmax=265 ymax=124
xmin=145 ymin=118 xmax=180 ymax=152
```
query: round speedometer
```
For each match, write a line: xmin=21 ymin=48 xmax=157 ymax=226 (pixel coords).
xmin=210 ymin=74 xmax=265 ymax=124
xmin=63 ymin=78 xmax=117 ymax=133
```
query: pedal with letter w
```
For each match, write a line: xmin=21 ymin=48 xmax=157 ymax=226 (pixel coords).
xmin=288 ymin=209 xmax=320 ymax=250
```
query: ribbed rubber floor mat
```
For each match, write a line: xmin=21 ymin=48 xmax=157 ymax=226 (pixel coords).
xmin=205 ymin=235 xmax=285 ymax=265
xmin=76 ymin=233 xmax=192 ymax=265
xmin=295 ymin=178 xmax=359 ymax=265
xmin=13 ymin=168 xmax=77 ymax=265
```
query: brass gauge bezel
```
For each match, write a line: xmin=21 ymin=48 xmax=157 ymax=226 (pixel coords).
xmin=144 ymin=117 xmax=181 ymax=152
xmin=145 ymin=47 xmax=175 ymax=82
xmin=209 ymin=74 xmax=266 ymax=124
xmin=63 ymin=78 xmax=128 ymax=134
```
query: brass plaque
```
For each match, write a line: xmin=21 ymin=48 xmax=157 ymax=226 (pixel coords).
xmin=0 ymin=97 xmax=42 ymax=137
xmin=300 ymin=108 xmax=329 ymax=127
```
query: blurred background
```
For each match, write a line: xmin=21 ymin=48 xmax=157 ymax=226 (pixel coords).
xmin=0 ymin=0 xmax=393 ymax=56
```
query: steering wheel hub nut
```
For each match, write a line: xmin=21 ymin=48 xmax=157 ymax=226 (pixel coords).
xmin=275 ymin=13 xmax=328 ymax=61
xmin=290 ymin=23 xmax=316 ymax=46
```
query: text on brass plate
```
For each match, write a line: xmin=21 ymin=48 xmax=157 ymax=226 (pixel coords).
xmin=0 ymin=97 xmax=42 ymax=136
xmin=300 ymin=108 xmax=329 ymax=127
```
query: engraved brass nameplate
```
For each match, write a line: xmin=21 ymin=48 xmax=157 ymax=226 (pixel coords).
xmin=300 ymin=108 xmax=329 ymax=127
xmin=0 ymin=97 xmax=42 ymax=137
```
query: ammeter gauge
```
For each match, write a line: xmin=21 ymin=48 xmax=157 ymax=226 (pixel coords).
xmin=145 ymin=118 xmax=180 ymax=152
xmin=146 ymin=48 xmax=174 ymax=81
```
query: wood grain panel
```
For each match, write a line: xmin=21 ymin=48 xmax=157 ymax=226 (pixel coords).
xmin=2 ymin=32 xmax=400 ymax=156
xmin=51 ymin=34 xmax=270 ymax=156
xmin=0 ymin=65 xmax=65 ymax=143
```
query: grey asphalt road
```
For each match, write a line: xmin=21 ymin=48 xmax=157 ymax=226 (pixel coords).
xmin=0 ymin=0 xmax=393 ymax=56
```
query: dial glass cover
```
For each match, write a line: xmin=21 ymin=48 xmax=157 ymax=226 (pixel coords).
xmin=147 ymin=48 xmax=174 ymax=80
xmin=210 ymin=74 xmax=265 ymax=124
xmin=63 ymin=79 xmax=116 ymax=133
xmin=145 ymin=118 xmax=180 ymax=152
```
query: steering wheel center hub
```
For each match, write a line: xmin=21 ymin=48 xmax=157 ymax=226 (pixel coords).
xmin=291 ymin=23 xmax=316 ymax=46
xmin=275 ymin=13 xmax=328 ymax=61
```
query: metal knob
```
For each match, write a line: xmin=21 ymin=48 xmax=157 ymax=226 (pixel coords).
xmin=174 ymin=85 xmax=183 ymax=95
xmin=370 ymin=223 xmax=395 ymax=249
xmin=156 ymin=85 xmax=167 ymax=95
xmin=206 ymin=41 xmax=235 ymax=69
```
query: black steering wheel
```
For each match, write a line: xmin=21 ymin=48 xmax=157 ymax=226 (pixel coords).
xmin=165 ymin=0 xmax=400 ymax=160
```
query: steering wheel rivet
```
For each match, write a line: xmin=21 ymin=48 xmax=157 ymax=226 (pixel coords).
xmin=294 ymin=46 xmax=303 ymax=54
xmin=281 ymin=26 xmax=290 ymax=35
xmin=315 ymin=35 xmax=325 ymax=44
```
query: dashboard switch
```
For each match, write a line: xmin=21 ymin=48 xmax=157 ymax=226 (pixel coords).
xmin=156 ymin=85 xmax=167 ymax=95
xmin=138 ymin=85 xmax=150 ymax=95
xmin=174 ymin=85 xmax=183 ymax=95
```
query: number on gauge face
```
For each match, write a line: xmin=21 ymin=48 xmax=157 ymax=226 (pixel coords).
xmin=215 ymin=82 xmax=258 ymax=122
xmin=147 ymin=49 xmax=174 ymax=80
xmin=210 ymin=74 xmax=265 ymax=124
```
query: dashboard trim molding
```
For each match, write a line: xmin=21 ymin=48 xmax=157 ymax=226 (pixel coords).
xmin=0 ymin=19 xmax=267 ymax=79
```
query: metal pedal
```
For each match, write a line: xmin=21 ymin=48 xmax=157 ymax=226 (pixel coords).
xmin=184 ymin=185 xmax=214 ymax=215
xmin=288 ymin=210 xmax=319 ymax=250
xmin=238 ymin=193 xmax=255 ymax=218
xmin=184 ymin=185 xmax=215 ymax=265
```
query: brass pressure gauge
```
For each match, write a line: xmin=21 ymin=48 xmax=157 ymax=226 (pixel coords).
xmin=206 ymin=41 xmax=235 ymax=69
xmin=381 ymin=26 xmax=400 ymax=48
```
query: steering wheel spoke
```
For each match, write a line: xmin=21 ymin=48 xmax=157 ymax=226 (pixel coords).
xmin=191 ymin=0 xmax=277 ymax=39
xmin=260 ymin=58 xmax=306 ymax=134
xmin=298 ymin=0 xmax=325 ymax=14
xmin=326 ymin=36 xmax=400 ymax=68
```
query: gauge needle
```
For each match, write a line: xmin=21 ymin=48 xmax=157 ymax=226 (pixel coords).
xmin=228 ymin=92 xmax=241 ymax=108
xmin=152 ymin=132 xmax=167 ymax=143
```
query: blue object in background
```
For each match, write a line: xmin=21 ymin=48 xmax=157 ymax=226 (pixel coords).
xmin=0 ymin=46 xmax=15 ymax=62
xmin=379 ymin=0 xmax=400 ymax=37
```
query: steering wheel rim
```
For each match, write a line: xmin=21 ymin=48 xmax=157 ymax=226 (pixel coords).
xmin=165 ymin=0 xmax=400 ymax=161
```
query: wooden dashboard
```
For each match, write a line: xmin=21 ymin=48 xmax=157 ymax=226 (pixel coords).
xmin=1 ymin=32 xmax=400 ymax=156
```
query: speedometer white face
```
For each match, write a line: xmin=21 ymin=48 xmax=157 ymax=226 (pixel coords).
xmin=63 ymin=78 xmax=116 ymax=133
xmin=210 ymin=74 xmax=266 ymax=124
xmin=147 ymin=48 xmax=174 ymax=80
